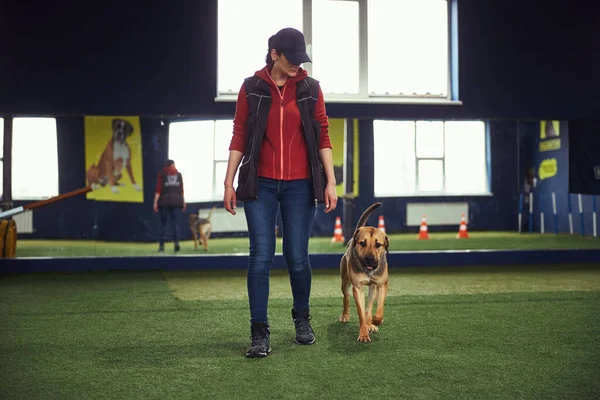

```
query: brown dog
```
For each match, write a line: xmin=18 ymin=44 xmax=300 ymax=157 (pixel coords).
xmin=339 ymin=202 xmax=389 ymax=342
xmin=189 ymin=206 xmax=216 ymax=251
xmin=86 ymin=118 xmax=141 ymax=194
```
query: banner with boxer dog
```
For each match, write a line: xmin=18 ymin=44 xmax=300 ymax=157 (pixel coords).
xmin=84 ymin=116 xmax=144 ymax=203
xmin=328 ymin=118 xmax=359 ymax=198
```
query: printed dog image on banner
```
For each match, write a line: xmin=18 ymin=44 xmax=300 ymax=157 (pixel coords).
xmin=328 ymin=118 xmax=359 ymax=198
xmin=85 ymin=116 xmax=144 ymax=203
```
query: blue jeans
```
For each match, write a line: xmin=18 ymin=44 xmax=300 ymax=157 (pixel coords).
xmin=244 ymin=177 xmax=317 ymax=325
xmin=158 ymin=207 xmax=179 ymax=246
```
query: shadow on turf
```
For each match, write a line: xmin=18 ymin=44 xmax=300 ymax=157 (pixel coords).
xmin=97 ymin=342 xmax=248 ymax=364
xmin=326 ymin=321 xmax=379 ymax=354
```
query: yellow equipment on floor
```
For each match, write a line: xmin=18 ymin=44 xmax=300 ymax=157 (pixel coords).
xmin=0 ymin=218 xmax=17 ymax=258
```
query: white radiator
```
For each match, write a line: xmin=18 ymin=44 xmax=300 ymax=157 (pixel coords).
xmin=13 ymin=210 xmax=34 ymax=233
xmin=406 ymin=202 xmax=469 ymax=227
xmin=197 ymin=207 xmax=248 ymax=233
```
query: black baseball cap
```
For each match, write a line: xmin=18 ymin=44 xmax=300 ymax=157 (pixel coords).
xmin=271 ymin=28 xmax=312 ymax=65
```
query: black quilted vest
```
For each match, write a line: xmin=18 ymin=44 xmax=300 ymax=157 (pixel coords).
xmin=235 ymin=75 xmax=327 ymax=205
xmin=157 ymin=171 xmax=184 ymax=208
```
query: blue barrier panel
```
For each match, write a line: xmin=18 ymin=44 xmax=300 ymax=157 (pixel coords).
xmin=2 ymin=249 xmax=600 ymax=274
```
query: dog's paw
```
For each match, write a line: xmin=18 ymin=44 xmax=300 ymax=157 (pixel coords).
xmin=339 ymin=314 xmax=350 ymax=323
xmin=133 ymin=184 xmax=142 ymax=191
xmin=357 ymin=326 xmax=371 ymax=342
xmin=111 ymin=186 xmax=120 ymax=194
xmin=372 ymin=316 xmax=383 ymax=326
xmin=357 ymin=332 xmax=371 ymax=343
xmin=368 ymin=324 xmax=379 ymax=333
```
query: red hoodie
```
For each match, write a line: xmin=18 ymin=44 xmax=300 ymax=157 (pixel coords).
xmin=155 ymin=165 xmax=184 ymax=195
xmin=228 ymin=65 xmax=331 ymax=181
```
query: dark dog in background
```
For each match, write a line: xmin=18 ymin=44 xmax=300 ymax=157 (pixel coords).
xmin=189 ymin=206 xmax=216 ymax=251
xmin=86 ymin=118 xmax=142 ymax=194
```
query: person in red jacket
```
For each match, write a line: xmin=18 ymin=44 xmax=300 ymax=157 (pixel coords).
xmin=223 ymin=27 xmax=337 ymax=358
xmin=154 ymin=159 xmax=186 ymax=252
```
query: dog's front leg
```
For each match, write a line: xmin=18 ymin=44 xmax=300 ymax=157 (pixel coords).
xmin=339 ymin=259 xmax=351 ymax=323
xmin=126 ymin=160 xmax=141 ymax=191
xmin=352 ymin=286 xmax=370 ymax=342
xmin=372 ymin=281 xmax=388 ymax=326
xmin=106 ymin=159 xmax=119 ymax=193
xmin=366 ymin=285 xmax=379 ymax=332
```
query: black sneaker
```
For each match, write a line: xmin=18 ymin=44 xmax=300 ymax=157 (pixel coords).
xmin=246 ymin=322 xmax=271 ymax=358
xmin=292 ymin=309 xmax=316 ymax=345
xmin=174 ymin=244 xmax=180 ymax=252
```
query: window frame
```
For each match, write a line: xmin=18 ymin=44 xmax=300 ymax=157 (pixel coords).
xmin=0 ymin=117 xmax=60 ymax=201
xmin=215 ymin=0 xmax=461 ymax=105
xmin=373 ymin=119 xmax=491 ymax=198
xmin=168 ymin=119 xmax=237 ymax=203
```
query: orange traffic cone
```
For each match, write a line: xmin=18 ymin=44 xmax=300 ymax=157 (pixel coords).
xmin=457 ymin=214 xmax=469 ymax=239
xmin=418 ymin=215 xmax=429 ymax=240
xmin=378 ymin=215 xmax=386 ymax=233
xmin=331 ymin=216 xmax=345 ymax=243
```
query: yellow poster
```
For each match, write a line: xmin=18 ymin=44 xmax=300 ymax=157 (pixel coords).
xmin=540 ymin=120 xmax=560 ymax=139
xmin=353 ymin=118 xmax=359 ymax=196
xmin=329 ymin=119 xmax=345 ymax=197
xmin=84 ymin=116 xmax=144 ymax=203
xmin=539 ymin=120 xmax=561 ymax=152
xmin=539 ymin=158 xmax=558 ymax=180
xmin=328 ymin=118 xmax=359 ymax=198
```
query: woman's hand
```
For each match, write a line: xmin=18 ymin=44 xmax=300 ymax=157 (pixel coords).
xmin=223 ymin=187 xmax=237 ymax=215
xmin=324 ymin=184 xmax=338 ymax=213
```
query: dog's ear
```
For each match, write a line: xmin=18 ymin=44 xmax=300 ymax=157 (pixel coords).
xmin=112 ymin=119 xmax=121 ymax=131
xmin=384 ymin=234 xmax=390 ymax=255
xmin=352 ymin=229 xmax=360 ymax=247
xmin=124 ymin=120 xmax=134 ymax=136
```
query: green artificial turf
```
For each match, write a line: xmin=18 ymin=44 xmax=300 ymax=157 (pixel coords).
xmin=15 ymin=231 xmax=600 ymax=258
xmin=1 ymin=264 xmax=599 ymax=399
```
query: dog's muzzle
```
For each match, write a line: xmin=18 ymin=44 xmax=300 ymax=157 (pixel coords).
xmin=362 ymin=254 xmax=378 ymax=271
xmin=114 ymin=130 xmax=125 ymax=143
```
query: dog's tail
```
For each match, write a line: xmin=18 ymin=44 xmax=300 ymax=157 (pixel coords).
xmin=207 ymin=206 xmax=217 ymax=221
xmin=354 ymin=202 xmax=382 ymax=230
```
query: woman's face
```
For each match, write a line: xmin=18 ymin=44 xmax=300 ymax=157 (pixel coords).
xmin=272 ymin=50 xmax=300 ymax=77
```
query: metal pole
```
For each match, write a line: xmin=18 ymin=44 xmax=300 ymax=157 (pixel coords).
xmin=2 ymin=117 xmax=13 ymax=212
xmin=342 ymin=118 xmax=355 ymax=245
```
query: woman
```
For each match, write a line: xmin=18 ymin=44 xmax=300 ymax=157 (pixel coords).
xmin=223 ymin=27 xmax=337 ymax=358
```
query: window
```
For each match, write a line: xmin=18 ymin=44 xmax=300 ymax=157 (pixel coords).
xmin=0 ymin=118 xmax=59 ymax=200
xmin=367 ymin=0 xmax=449 ymax=97
xmin=217 ymin=0 xmax=303 ymax=94
xmin=216 ymin=0 xmax=457 ymax=104
xmin=168 ymin=120 xmax=236 ymax=202
xmin=373 ymin=120 xmax=489 ymax=196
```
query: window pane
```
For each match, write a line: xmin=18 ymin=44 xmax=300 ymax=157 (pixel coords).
xmin=312 ymin=0 xmax=359 ymax=94
xmin=214 ymin=119 xmax=234 ymax=161
xmin=12 ymin=118 xmax=59 ymax=199
xmin=416 ymin=121 xmax=444 ymax=158
xmin=444 ymin=121 xmax=488 ymax=194
xmin=217 ymin=0 xmax=303 ymax=93
xmin=214 ymin=161 xmax=228 ymax=199
xmin=373 ymin=120 xmax=416 ymax=196
xmin=169 ymin=121 xmax=215 ymax=202
xmin=418 ymin=159 xmax=444 ymax=192
xmin=368 ymin=0 xmax=448 ymax=96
